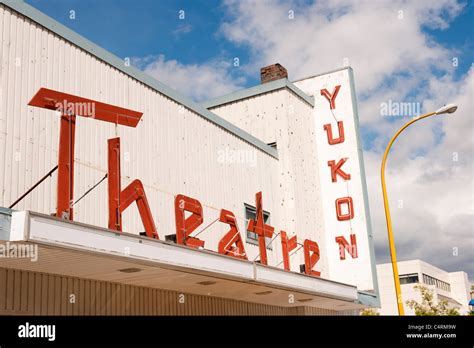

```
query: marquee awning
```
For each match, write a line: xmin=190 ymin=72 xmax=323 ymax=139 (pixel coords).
xmin=0 ymin=209 xmax=366 ymax=311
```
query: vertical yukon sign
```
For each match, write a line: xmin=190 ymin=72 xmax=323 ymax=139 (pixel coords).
xmin=295 ymin=67 xmax=376 ymax=291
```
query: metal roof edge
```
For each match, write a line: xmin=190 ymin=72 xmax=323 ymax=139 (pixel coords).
xmin=357 ymin=290 xmax=380 ymax=308
xmin=0 ymin=0 xmax=278 ymax=159
xmin=347 ymin=67 xmax=381 ymax=306
xmin=285 ymin=79 xmax=316 ymax=106
xmin=292 ymin=66 xmax=352 ymax=83
xmin=202 ymin=78 xmax=315 ymax=109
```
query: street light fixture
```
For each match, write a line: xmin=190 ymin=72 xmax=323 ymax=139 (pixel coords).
xmin=435 ymin=103 xmax=458 ymax=115
xmin=380 ymin=103 xmax=458 ymax=316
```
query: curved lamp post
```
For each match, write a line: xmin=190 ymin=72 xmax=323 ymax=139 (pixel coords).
xmin=381 ymin=103 xmax=458 ymax=316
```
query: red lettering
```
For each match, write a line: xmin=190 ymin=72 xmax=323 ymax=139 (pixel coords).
xmin=320 ymin=85 xmax=341 ymax=110
xmin=57 ymin=113 xmax=76 ymax=219
xmin=335 ymin=197 xmax=354 ymax=221
xmin=328 ymin=158 xmax=351 ymax=182
xmin=303 ymin=239 xmax=321 ymax=277
xmin=323 ymin=121 xmax=345 ymax=145
xmin=247 ymin=192 xmax=274 ymax=265
xmin=174 ymin=194 xmax=204 ymax=248
xmin=28 ymin=88 xmax=142 ymax=221
xmin=28 ymin=89 xmax=329 ymax=272
xmin=280 ymin=231 xmax=297 ymax=271
xmin=108 ymin=137 xmax=159 ymax=239
xmin=335 ymin=234 xmax=358 ymax=260
xmin=218 ymin=209 xmax=247 ymax=260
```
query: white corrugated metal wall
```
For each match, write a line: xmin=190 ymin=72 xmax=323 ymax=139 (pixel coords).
xmin=209 ymin=90 xmax=329 ymax=276
xmin=0 ymin=5 xmax=283 ymax=263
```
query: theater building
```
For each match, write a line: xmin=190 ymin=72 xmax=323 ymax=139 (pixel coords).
xmin=0 ymin=0 xmax=379 ymax=315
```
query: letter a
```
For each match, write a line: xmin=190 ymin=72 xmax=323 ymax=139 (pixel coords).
xmin=218 ymin=209 xmax=247 ymax=260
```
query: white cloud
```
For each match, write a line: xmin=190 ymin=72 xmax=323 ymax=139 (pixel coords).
xmin=172 ymin=24 xmax=193 ymax=37
xmin=134 ymin=55 xmax=245 ymax=101
xmin=220 ymin=0 xmax=473 ymax=278
xmin=221 ymin=0 xmax=462 ymax=93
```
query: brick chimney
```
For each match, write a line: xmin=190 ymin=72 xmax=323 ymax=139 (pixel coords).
xmin=260 ymin=63 xmax=288 ymax=84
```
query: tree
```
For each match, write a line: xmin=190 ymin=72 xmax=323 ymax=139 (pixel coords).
xmin=360 ymin=308 xmax=380 ymax=316
xmin=406 ymin=284 xmax=460 ymax=316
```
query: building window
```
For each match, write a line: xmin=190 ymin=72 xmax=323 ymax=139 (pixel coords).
xmin=244 ymin=203 xmax=272 ymax=249
xmin=399 ymin=273 xmax=419 ymax=284
xmin=422 ymin=273 xmax=451 ymax=292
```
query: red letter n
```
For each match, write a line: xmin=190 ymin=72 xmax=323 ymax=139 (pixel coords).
xmin=335 ymin=234 xmax=358 ymax=260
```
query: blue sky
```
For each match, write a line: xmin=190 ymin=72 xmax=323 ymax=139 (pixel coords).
xmin=27 ymin=0 xmax=474 ymax=87
xmin=424 ymin=1 xmax=474 ymax=78
xmin=26 ymin=0 xmax=256 ymax=83
xmin=25 ymin=0 xmax=474 ymax=280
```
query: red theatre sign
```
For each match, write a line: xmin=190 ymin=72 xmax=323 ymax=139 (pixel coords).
xmin=28 ymin=88 xmax=322 ymax=276
xmin=321 ymin=85 xmax=358 ymax=260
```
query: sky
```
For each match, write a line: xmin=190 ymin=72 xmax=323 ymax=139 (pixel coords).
xmin=26 ymin=0 xmax=474 ymax=280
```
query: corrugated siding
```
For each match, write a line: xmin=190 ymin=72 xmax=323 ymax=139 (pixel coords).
xmin=209 ymin=91 xmax=328 ymax=274
xmin=0 ymin=268 xmax=338 ymax=315
xmin=0 ymin=5 xmax=281 ymax=261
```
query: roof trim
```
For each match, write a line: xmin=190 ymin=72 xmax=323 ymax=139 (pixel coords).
xmin=357 ymin=290 xmax=380 ymax=308
xmin=347 ymin=67 xmax=381 ymax=307
xmin=202 ymin=78 xmax=315 ymax=109
xmin=293 ymin=66 xmax=352 ymax=83
xmin=0 ymin=0 xmax=278 ymax=159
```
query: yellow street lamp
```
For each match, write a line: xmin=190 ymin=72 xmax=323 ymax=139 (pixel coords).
xmin=380 ymin=103 xmax=458 ymax=316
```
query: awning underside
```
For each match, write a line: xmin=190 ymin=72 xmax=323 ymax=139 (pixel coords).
xmin=0 ymin=211 xmax=365 ymax=311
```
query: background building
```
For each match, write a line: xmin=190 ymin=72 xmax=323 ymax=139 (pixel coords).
xmin=0 ymin=0 xmax=378 ymax=315
xmin=377 ymin=259 xmax=472 ymax=315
